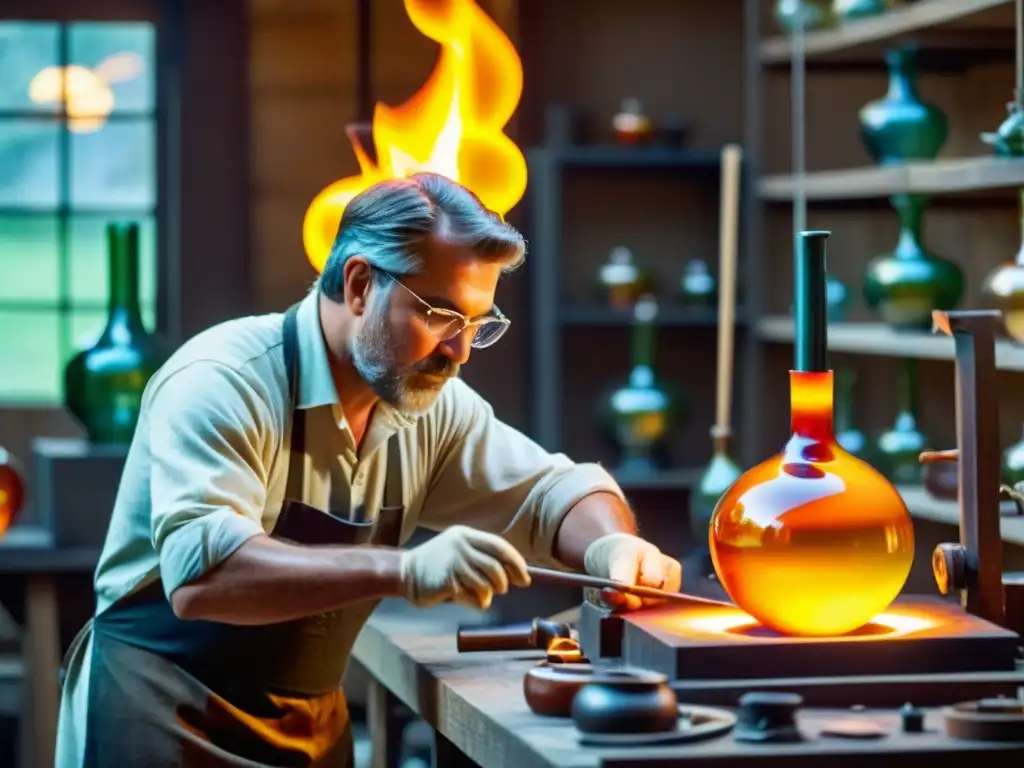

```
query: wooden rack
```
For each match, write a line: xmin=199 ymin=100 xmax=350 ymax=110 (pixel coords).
xmin=742 ymin=0 xmax=1023 ymax=532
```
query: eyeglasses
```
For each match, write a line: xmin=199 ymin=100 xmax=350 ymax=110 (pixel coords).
xmin=375 ymin=268 xmax=510 ymax=349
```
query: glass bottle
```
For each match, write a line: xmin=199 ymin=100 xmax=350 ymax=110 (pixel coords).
xmin=604 ymin=296 xmax=677 ymax=474
xmin=873 ymin=358 xmax=929 ymax=486
xmin=774 ymin=0 xmax=833 ymax=33
xmin=1003 ymin=425 xmax=1024 ymax=488
xmin=833 ymin=0 xmax=888 ymax=22
xmin=598 ymin=246 xmax=651 ymax=310
xmin=864 ymin=194 xmax=964 ymax=330
xmin=858 ymin=45 xmax=948 ymax=165
xmin=834 ymin=367 xmax=866 ymax=457
xmin=679 ymin=259 xmax=717 ymax=308
xmin=709 ymin=231 xmax=915 ymax=637
xmin=982 ymin=187 xmax=1024 ymax=342
xmin=612 ymin=98 xmax=652 ymax=146
xmin=64 ymin=222 xmax=171 ymax=445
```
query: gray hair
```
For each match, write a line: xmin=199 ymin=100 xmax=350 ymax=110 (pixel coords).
xmin=318 ymin=172 xmax=527 ymax=301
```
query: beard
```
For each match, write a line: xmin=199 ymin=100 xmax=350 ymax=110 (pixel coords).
xmin=350 ymin=294 xmax=459 ymax=414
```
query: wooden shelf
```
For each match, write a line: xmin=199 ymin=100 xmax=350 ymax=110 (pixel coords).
xmin=759 ymin=157 xmax=1024 ymax=201
xmin=612 ymin=467 xmax=701 ymax=491
xmin=756 ymin=316 xmax=1024 ymax=371
xmin=759 ymin=0 xmax=1013 ymax=64
xmin=531 ymin=145 xmax=721 ymax=171
xmin=899 ymin=485 xmax=1024 ymax=546
xmin=560 ymin=306 xmax=734 ymax=327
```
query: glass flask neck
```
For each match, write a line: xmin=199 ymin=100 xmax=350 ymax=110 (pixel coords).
xmin=789 ymin=370 xmax=834 ymax=441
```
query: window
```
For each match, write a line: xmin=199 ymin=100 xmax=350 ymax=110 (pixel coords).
xmin=0 ymin=20 xmax=158 ymax=404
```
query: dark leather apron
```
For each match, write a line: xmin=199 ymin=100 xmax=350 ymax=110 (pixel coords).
xmin=75 ymin=304 xmax=405 ymax=767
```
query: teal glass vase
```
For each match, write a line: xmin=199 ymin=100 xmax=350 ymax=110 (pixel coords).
xmin=64 ymin=222 xmax=171 ymax=445
xmin=1004 ymin=425 xmax=1024 ymax=487
xmin=859 ymin=45 xmax=948 ymax=165
xmin=679 ymin=259 xmax=717 ymax=308
xmin=863 ymin=194 xmax=964 ymax=330
xmin=602 ymin=296 xmax=682 ymax=474
xmin=834 ymin=0 xmax=888 ymax=22
xmin=690 ymin=434 xmax=742 ymax=577
xmin=873 ymin=358 xmax=928 ymax=485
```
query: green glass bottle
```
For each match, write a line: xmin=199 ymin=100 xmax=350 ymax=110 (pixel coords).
xmin=863 ymin=194 xmax=964 ymax=330
xmin=982 ymin=100 xmax=1024 ymax=157
xmin=604 ymin=296 xmax=681 ymax=474
xmin=679 ymin=259 xmax=717 ymax=309
xmin=835 ymin=367 xmax=867 ymax=457
xmin=982 ymin=187 xmax=1024 ymax=343
xmin=690 ymin=430 xmax=741 ymax=577
xmin=859 ymin=45 xmax=948 ymax=165
xmin=873 ymin=358 xmax=928 ymax=485
xmin=774 ymin=0 xmax=833 ymax=33
xmin=834 ymin=0 xmax=888 ymax=22
xmin=64 ymin=222 xmax=171 ymax=445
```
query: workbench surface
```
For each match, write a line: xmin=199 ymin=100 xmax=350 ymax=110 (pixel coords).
xmin=352 ymin=605 xmax=1024 ymax=768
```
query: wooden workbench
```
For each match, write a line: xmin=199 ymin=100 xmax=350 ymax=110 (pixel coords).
xmin=352 ymin=604 xmax=1024 ymax=768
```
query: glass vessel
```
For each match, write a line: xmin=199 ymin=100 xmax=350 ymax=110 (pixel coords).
xmin=604 ymin=296 xmax=679 ymax=474
xmin=872 ymin=358 xmax=928 ymax=485
xmin=863 ymin=194 xmax=964 ymax=330
xmin=612 ymin=98 xmax=652 ymax=146
xmin=598 ymin=246 xmax=651 ymax=310
xmin=1003 ymin=425 xmax=1024 ymax=488
xmin=0 ymin=446 xmax=25 ymax=538
xmin=774 ymin=0 xmax=833 ymax=32
xmin=833 ymin=0 xmax=888 ymax=22
xmin=858 ymin=46 xmax=948 ymax=165
xmin=982 ymin=188 xmax=1024 ymax=342
xmin=709 ymin=231 xmax=915 ymax=637
xmin=834 ymin=367 xmax=867 ymax=457
xmin=982 ymin=100 xmax=1024 ymax=157
xmin=679 ymin=259 xmax=717 ymax=308
xmin=64 ymin=222 xmax=171 ymax=445
xmin=690 ymin=433 xmax=742 ymax=577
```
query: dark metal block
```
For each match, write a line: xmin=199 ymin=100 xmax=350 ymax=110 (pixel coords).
xmin=32 ymin=437 xmax=127 ymax=549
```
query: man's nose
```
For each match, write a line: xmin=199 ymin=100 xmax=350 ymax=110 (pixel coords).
xmin=437 ymin=328 xmax=473 ymax=365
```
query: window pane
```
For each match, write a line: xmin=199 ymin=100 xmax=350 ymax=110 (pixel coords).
xmin=0 ymin=215 xmax=60 ymax=302
xmin=69 ymin=22 xmax=155 ymax=114
xmin=68 ymin=215 xmax=156 ymax=307
xmin=70 ymin=118 xmax=155 ymax=208
xmin=0 ymin=22 xmax=61 ymax=113
xmin=0 ymin=119 xmax=60 ymax=208
xmin=0 ymin=309 xmax=60 ymax=402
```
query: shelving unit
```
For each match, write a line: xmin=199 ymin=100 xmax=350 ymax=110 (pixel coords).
xmin=525 ymin=143 xmax=738 ymax=489
xmin=742 ymin=0 xmax=1024 ymax=538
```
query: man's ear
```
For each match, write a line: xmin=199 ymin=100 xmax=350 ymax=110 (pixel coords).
xmin=343 ymin=258 xmax=372 ymax=316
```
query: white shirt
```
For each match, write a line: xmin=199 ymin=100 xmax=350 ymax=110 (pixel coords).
xmin=55 ymin=287 xmax=624 ymax=766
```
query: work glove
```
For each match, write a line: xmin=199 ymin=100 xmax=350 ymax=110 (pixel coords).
xmin=400 ymin=525 xmax=532 ymax=610
xmin=583 ymin=532 xmax=683 ymax=611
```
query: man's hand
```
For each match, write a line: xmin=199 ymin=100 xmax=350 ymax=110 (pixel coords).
xmin=400 ymin=525 xmax=532 ymax=610
xmin=583 ymin=532 xmax=682 ymax=611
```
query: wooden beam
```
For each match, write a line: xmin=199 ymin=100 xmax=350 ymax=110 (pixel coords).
xmin=755 ymin=317 xmax=1024 ymax=372
xmin=758 ymin=157 xmax=1024 ymax=201
xmin=760 ymin=0 xmax=1014 ymax=63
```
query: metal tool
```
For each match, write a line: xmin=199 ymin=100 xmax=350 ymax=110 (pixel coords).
xmin=526 ymin=566 xmax=733 ymax=609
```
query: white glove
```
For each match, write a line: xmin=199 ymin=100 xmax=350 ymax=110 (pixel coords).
xmin=399 ymin=525 xmax=532 ymax=610
xmin=583 ymin=532 xmax=682 ymax=611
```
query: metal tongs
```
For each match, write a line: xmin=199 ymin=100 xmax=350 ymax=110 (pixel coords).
xmin=526 ymin=566 xmax=733 ymax=609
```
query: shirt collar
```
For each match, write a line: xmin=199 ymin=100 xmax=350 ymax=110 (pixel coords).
xmin=294 ymin=289 xmax=417 ymax=435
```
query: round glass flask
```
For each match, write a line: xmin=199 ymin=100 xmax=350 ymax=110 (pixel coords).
xmin=709 ymin=231 xmax=915 ymax=637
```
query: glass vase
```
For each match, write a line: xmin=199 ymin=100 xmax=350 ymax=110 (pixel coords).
xmin=982 ymin=187 xmax=1024 ymax=342
xmin=834 ymin=367 xmax=866 ymax=457
xmin=863 ymin=194 xmax=964 ymax=330
xmin=709 ymin=231 xmax=915 ymax=637
xmin=64 ymin=222 xmax=171 ymax=445
xmin=679 ymin=259 xmax=717 ymax=308
xmin=858 ymin=45 xmax=948 ymax=165
xmin=1003 ymin=424 xmax=1024 ymax=488
xmin=598 ymin=246 xmax=651 ymax=310
xmin=873 ymin=358 xmax=928 ymax=486
xmin=774 ymin=0 xmax=833 ymax=33
xmin=603 ymin=296 xmax=679 ymax=474
xmin=0 ymin=446 xmax=25 ymax=538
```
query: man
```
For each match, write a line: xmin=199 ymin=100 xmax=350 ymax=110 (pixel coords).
xmin=55 ymin=172 xmax=682 ymax=767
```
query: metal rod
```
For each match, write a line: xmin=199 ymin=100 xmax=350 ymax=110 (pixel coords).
xmin=526 ymin=567 xmax=733 ymax=609
xmin=792 ymin=15 xmax=807 ymax=239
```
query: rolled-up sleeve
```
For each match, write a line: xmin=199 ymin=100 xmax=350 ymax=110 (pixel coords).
xmin=147 ymin=361 xmax=272 ymax=599
xmin=418 ymin=379 xmax=625 ymax=565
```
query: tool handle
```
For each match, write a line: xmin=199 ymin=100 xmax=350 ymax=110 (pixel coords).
xmin=526 ymin=566 xmax=731 ymax=608
xmin=715 ymin=144 xmax=743 ymax=442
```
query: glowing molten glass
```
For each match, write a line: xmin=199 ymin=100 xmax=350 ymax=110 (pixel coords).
xmin=709 ymin=370 xmax=915 ymax=637
xmin=302 ymin=0 xmax=527 ymax=274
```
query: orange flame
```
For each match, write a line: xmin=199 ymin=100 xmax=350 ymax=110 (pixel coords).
xmin=302 ymin=0 xmax=527 ymax=273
